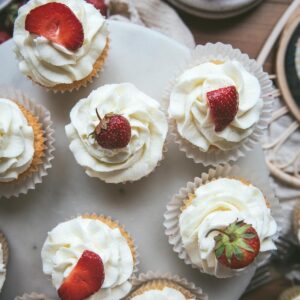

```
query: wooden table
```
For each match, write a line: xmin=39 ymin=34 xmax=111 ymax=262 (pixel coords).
xmin=179 ymin=0 xmax=293 ymax=74
xmin=175 ymin=1 xmax=295 ymax=299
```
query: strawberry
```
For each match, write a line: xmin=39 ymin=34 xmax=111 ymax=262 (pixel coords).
xmin=210 ymin=220 xmax=260 ymax=269
xmin=206 ymin=85 xmax=239 ymax=132
xmin=90 ymin=109 xmax=131 ymax=149
xmin=58 ymin=250 xmax=105 ymax=300
xmin=85 ymin=0 xmax=107 ymax=16
xmin=0 ymin=31 xmax=11 ymax=44
xmin=25 ymin=2 xmax=84 ymax=51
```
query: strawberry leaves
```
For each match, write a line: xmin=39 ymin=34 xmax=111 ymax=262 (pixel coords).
xmin=212 ymin=220 xmax=260 ymax=269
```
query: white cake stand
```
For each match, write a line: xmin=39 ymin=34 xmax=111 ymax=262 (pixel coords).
xmin=0 ymin=20 xmax=271 ymax=300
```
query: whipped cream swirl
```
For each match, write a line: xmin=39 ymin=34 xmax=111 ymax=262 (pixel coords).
xmin=65 ymin=83 xmax=168 ymax=183
xmin=168 ymin=61 xmax=263 ymax=151
xmin=0 ymin=244 xmax=6 ymax=292
xmin=41 ymin=217 xmax=134 ymax=300
xmin=132 ymin=287 xmax=194 ymax=300
xmin=13 ymin=0 xmax=108 ymax=87
xmin=179 ymin=178 xmax=277 ymax=277
xmin=0 ymin=98 xmax=34 ymax=182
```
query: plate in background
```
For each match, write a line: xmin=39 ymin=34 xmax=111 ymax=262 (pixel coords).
xmin=167 ymin=0 xmax=263 ymax=19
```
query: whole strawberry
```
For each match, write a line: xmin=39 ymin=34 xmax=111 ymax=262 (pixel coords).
xmin=207 ymin=85 xmax=239 ymax=132
xmin=85 ymin=0 xmax=107 ymax=16
xmin=211 ymin=220 xmax=260 ymax=269
xmin=91 ymin=110 xmax=131 ymax=149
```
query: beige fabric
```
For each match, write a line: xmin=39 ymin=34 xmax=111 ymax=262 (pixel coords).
xmin=107 ymin=0 xmax=196 ymax=48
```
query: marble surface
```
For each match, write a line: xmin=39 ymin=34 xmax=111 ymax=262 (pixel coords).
xmin=0 ymin=20 xmax=271 ymax=300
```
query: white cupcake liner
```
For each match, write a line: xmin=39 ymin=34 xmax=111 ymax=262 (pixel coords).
xmin=163 ymin=164 xmax=283 ymax=278
xmin=0 ymin=86 xmax=55 ymax=199
xmin=164 ymin=43 xmax=277 ymax=166
xmin=279 ymin=286 xmax=300 ymax=300
xmin=0 ymin=231 xmax=9 ymax=266
xmin=14 ymin=293 xmax=54 ymax=300
xmin=129 ymin=271 xmax=208 ymax=300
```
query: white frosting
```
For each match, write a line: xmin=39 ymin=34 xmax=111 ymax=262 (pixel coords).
xmin=179 ymin=178 xmax=277 ymax=276
xmin=131 ymin=287 xmax=194 ymax=300
xmin=0 ymin=244 xmax=6 ymax=292
xmin=65 ymin=83 xmax=168 ymax=183
xmin=0 ymin=98 xmax=34 ymax=182
xmin=168 ymin=61 xmax=263 ymax=151
xmin=41 ymin=217 xmax=134 ymax=300
xmin=13 ymin=0 xmax=108 ymax=87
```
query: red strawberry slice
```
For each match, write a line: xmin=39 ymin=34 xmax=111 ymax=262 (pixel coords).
xmin=58 ymin=250 xmax=105 ymax=300
xmin=206 ymin=86 xmax=239 ymax=132
xmin=86 ymin=0 xmax=107 ymax=16
xmin=25 ymin=2 xmax=84 ymax=51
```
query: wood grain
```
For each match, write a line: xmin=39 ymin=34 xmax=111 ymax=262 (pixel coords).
xmin=177 ymin=0 xmax=292 ymax=73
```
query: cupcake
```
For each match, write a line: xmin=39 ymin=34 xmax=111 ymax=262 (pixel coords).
xmin=41 ymin=215 xmax=137 ymax=300
xmin=127 ymin=272 xmax=207 ymax=300
xmin=0 ymin=232 xmax=8 ymax=293
xmin=15 ymin=293 xmax=53 ymax=300
xmin=165 ymin=176 xmax=278 ymax=278
xmin=293 ymin=201 xmax=300 ymax=244
xmin=0 ymin=98 xmax=43 ymax=183
xmin=13 ymin=0 xmax=109 ymax=92
xmin=167 ymin=43 xmax=273 ymax=165
xmin=65 ymin=83 xmax=168 ymax=183
xmin=279 ymin=286 xmax=300 ymax=300
xmin=0 ymin=88 xmax=54 ymax=198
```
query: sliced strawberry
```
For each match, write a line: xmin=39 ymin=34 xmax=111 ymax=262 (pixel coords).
xmin=206 ymin=86 xmax=239 ymax=132
xmin=86 ymin=0 xmax=107 ymax=16
xmin=25 ymin=2 xmax=84 ymax=51
xmin=58 ymin=250 xmax=105 ymax=300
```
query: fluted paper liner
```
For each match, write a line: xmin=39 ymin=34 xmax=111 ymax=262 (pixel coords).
xmin=279 ymin=286 xmax=300 ymax=300
xmin=15 ymin=293 xmax=54 ymax=300
xmin=293 ymin=201 xmax=300 ymax=245
xmin=164 ymin=43 xmax=277 ymax=166
xmin=163 ymin=164 xmax=283 ymax=278
xmin=0 ymin=232 xmax=9 ymax=266
xmin=127 ymin=272 xmax=208 ymax=300
xmin=0 ymin=87 xmax=55 ymax=199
